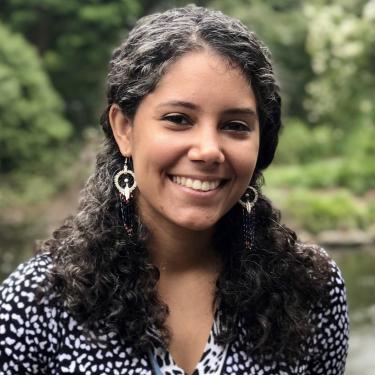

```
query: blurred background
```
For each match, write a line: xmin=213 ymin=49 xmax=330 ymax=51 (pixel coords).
xmin=0 ymin=0 xmax=374 ymax=373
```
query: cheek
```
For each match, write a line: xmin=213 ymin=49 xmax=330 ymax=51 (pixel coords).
xmin=230 ymin=146 xmax=259 ymax=178
xmin=132 ymin=133 xmax=185 ymax=174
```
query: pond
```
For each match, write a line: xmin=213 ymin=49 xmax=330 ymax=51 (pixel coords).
xmin=1 ymin=222 xmax=374 ymax=373
xmin=330 ymin=247 xmax=375 ymax=375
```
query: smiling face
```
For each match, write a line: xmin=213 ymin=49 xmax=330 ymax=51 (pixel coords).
xmin=110 ymin=49 xmax=259 ymax=234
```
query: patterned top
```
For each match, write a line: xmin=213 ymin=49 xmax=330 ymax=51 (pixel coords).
xmin=0 ymin=252 xmax=349 ymax=375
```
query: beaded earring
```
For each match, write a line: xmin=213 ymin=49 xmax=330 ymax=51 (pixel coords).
xmin=114 ymin=157 xmax=137 ymax=236
xmin=238 ymin=186 xmax=258 ymax=251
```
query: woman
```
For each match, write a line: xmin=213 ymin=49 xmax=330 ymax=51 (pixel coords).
xmin=0 ymin=5 xmax=348 ymax=374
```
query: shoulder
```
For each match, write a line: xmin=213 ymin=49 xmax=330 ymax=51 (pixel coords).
xmin=0 ymin=252 xmax=59 ymax=370
xmin=299 ymin=242 xmax=346 ymax=288
xmin=0 ymin=252 xmax=53 ymax=308
xmin=296 ymin=242 xmax=347 ymax=313
xmin=0 ymin=254 xmax=153 ymax=374
xmin=300 ymin=244 xmax=349 ymax=373
xmin=1 ymin=252 xmax=52 ymax=289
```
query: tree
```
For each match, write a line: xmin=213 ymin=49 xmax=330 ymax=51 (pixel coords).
xmin=210 ymin=0 xmax=375 ymax=133
xmin=208 ymin=0 xmax=314 ymax=119
xmin=0 ymin=22 xmax=72 ymax=176
xmin=0 ymin=1 xmax=214 ymax=133
xmin=0 ymin=0 xmax=142 ymax=132
xmin=303 ymin=1 xmax=375 ymax=131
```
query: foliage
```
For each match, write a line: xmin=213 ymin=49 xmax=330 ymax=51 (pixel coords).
xmin=0 ymin=0 xmax=142 ymax=131
xmin=269 ymin=122 xmax=375 ymax=194
xmin=336 ymin=156 xmax=375 ymax=194
xmin=265 ymin=160 xmax=342 ymax=190
xmin=269 ymin=188 xmax=371 ymax=234
xmin=0 ymin=218 xmax=44 ymax=282
xmin=0 ymin=22 xmax=72 ymax=176
xmin=209 ymin=0 xmax=313 ymax=119
xmin=340 ymin=123 xmax=375 ymax=158
xmin=210 ymin=0 xmax=375 ymax=139
xmin=274 ymin=118 xmax=336 ymax=164
xmin=266 ymin=157 xmax=374 ymax=195
xmin=303 ymin=1 xmax=375 ymax=130
xmin=0 ymin=0 xmax=374 ymax=234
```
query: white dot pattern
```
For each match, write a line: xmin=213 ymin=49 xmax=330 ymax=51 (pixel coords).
xmin=0 ymin=251 xmax=348 ymax=374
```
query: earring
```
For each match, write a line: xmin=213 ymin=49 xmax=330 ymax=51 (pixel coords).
xmin=239 ymin=186 xmax=258 ymax=214
xmin=114 ymin=157 xmax=137 ymax=236
xmin=239 ymin=186 xmax=258 ymax=251
xmin=114 ymin=157 xmax=137 ymax=200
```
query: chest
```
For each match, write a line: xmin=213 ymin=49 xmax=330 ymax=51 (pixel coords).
xmin=48 ymin=348 xmax=308 ymax=375
xmin=44 ymin=318 xmax=308 ymax=375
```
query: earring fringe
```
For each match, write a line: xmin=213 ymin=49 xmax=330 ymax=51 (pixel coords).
xmin=239 ymin=186 xmax=258 ymax=251
xmin=114 ymin=157 xmax=137 ymax=237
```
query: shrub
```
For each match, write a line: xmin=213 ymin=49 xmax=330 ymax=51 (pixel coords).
xmin=337 ymin=156 xmax=375 ymax=194
xmin=274 ymin=118 xmax=335 ymax=164
xmin=0 ymin=22 xmax=73 ymax=175
xmin=283 ymin=189 xmax=368 ymax=234
xmin=0 ymin=23 xmax=76 ymax=206
xmin=265 ymin=155 xmax=373 ymax=195
xmin=264 ymin=159 xmax=343 ymax=189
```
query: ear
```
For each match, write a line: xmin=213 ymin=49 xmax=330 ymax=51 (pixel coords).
xmin=109 ymin=104 xmax=133 ymax=156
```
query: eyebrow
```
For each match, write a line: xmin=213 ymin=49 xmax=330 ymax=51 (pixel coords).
xmin=156 ymin=100 xmax=257 ymax=117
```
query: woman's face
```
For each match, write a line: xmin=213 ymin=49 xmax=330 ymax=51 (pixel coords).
xmin=111 ymin=50 xmax=260 ymax=233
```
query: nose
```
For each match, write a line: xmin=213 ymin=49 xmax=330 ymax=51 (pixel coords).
xmin=187 ymin=127 xmax=225 ymax=164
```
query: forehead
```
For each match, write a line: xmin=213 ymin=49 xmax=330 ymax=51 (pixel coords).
xmin=145 ymin=49 xmax=256 ymax=110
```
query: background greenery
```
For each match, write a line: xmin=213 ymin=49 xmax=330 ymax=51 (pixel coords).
xmin=1 ymin=0 xmax=373 ymax=231
xmin=0 ymin=1 xmax=374 ymax=373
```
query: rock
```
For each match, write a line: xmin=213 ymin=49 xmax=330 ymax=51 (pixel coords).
xmin=298 ymin=230 xmax=315 ymax=243
xmin=317 ymin=229 xmax=373 ymax=247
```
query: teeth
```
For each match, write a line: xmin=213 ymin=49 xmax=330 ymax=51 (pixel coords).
xmin=201 ymin=182 xmax=209 ymax=191
xmin=171 ymin=176 xmax=221 ymax=191
xmin=193 ymin=180 xmax=201 ymax=190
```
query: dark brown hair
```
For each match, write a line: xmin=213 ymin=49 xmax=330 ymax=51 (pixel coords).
xmin=41 ymin=5 xmax=331 ymax=361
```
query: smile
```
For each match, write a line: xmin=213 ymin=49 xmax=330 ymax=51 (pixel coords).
xmin=171 ymin=176 xmax=222 ymax=192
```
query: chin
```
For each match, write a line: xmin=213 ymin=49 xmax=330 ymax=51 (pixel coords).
xmin=174 ymin=217 xmax=218 ymax=232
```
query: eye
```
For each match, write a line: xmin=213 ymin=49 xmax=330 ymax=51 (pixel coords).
xmin=162 ymin=113 xmax=191 ymax=126
xmin=222 ymin=121 xmax=250 ymax=132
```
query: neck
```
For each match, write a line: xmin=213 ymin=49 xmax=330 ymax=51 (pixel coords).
xmin=144 ymin=219 xmax=218 ymax=273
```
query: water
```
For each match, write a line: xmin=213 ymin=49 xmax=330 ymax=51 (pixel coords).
xmin=330 ymin=247 xmax=375 ymax=375
xmin=1 ymin=224 xmax=374 ymax=373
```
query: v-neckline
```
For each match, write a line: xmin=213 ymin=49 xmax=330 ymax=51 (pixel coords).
xmin=151 ymin=310 xmax=229 ymax=375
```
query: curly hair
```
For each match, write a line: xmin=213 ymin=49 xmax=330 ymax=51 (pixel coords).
xmin=40 ymin=5 xmax=331 ymax=361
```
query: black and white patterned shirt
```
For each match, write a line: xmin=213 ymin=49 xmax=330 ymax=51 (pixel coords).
xmin=0 ymin=252 xmax=348 ymax=374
